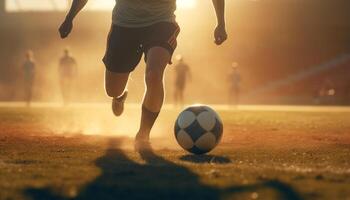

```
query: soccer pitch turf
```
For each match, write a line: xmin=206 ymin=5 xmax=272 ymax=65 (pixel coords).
xmin=0 ymin=104 xmax=349 ymax=200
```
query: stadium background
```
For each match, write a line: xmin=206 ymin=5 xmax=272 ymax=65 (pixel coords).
xmin=0 ymin=0 xmax=349 ymax=105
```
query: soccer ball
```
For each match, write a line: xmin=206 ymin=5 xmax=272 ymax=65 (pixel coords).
xmin=174 ymin=105 xmax=223 ymax=154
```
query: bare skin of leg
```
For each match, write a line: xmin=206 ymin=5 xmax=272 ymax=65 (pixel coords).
xmin=105 ymin=70 xmax=130 ymax=98
xmin=143 ymin=47 xmax=170 ymax=112
xmin=136 ymin=47 xmax=171 ymax=140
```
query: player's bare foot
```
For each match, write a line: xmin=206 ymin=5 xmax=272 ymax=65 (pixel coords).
xmin=134 ymin=139 xmax=152 ymax=151
xmin=112 ymin=90 xmax=128 ymax=117
xmin=134 ymin=132 xmax=151 ymax=151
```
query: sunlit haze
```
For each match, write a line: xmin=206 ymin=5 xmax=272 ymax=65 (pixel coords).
xmin=1 ymin=0 xmax=350 ymax=106
xmin=177 ymin=0 xmax=197 ymax=9
xmin=0 ymin=0 xmax=350 ymax=198
xmin=5 ymin=0 xmax=197 ymax=11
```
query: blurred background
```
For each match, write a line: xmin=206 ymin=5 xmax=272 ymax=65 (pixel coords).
xmin=0 ymin=0 xmax=349 ymax=105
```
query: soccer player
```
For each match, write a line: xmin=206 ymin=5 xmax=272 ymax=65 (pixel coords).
xmin=228 ymin=62 xmax=241 ymax=105
xmin=59 ymin=48 xmax=78 ymax=105
xmin=59 ymin=0 xmax=227 ymax=147
xmin=173 ymin=55 xmax=191 ymax=106
xmin=22 ymin=50 xmax=36 ymax=107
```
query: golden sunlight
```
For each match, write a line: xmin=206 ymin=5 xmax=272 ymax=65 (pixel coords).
xmin=176 ymin=0 xmax=197 ymax=9
xmin=5 ymin=0 xmax=198 ymax=12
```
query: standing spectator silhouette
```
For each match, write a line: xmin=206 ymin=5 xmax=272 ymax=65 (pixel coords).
xmin=59 ymin=48 xmax=77 ymax=105
xmin=173 ymin=55 xmax=191 ymax=106
xmin=228 ymin=62 xmax=241 ymax=105
xmin=22 ymin=50 xmax=36 ymax=107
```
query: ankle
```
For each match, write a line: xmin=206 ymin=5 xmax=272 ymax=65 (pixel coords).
xmin=136 ymin=131 xmax=150 ymax=141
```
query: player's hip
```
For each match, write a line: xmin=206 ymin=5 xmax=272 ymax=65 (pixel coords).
xmin=103 ymin=21 xmax=180 ymax=73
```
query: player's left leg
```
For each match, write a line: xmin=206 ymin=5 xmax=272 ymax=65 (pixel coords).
xmin=135 ymin=47 xmax=171 ymax=142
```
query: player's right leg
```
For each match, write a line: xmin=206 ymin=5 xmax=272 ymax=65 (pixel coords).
xmin=105 ymin=70 xmax=129 ymax=116
xmin=103 ymin=25 xmax=143 ymax=116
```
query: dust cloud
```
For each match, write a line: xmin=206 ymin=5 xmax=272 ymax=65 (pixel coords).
xmin=1 ymin=0 xmax=350 ymax=105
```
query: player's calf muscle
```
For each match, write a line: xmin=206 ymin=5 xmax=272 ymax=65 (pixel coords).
xmin=145 ymin=70 xmax=164 ymax=88
xmin=144 ymin=69 xmax=165 ymax=111
xmin=145 ymin=48 xmax=170 ymax=83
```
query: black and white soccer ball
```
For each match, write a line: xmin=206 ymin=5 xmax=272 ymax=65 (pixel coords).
xmin=174 ymin=105 xmax=223 ymax=154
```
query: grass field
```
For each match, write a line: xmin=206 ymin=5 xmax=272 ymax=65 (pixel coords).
xmin=0 ymin=104 xmax=349 ymax=200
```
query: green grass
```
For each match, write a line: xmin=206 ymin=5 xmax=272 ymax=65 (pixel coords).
xmin=0 ymin=105 xmax=349 ymax=200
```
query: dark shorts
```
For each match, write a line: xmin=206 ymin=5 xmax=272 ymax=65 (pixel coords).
xmin=103 ymin=22 xmax=180 ymax=73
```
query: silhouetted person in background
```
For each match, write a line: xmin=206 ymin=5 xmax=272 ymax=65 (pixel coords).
xmin=59 ymin=48 xmax=77 ymax=105
xmin=228 ymin=62 xmax=241 ymax=105
xmin=174 ymin=55 xmax=191 ymax=106
xmin=22 ymin=50 xmax=36 ymax=107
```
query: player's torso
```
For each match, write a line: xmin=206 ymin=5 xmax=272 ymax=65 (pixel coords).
xmin=113 ymin=0 xmax=176 ymax=27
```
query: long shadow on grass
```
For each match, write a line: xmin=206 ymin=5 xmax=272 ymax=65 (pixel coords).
xmin=24 ymin=138 xmax=303 ymax=200
xmin=180 ymin=154 xmax=231 ymax=164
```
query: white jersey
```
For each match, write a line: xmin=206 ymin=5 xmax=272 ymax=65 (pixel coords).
xmin=112 ymin=0 xmax=176 ymax=27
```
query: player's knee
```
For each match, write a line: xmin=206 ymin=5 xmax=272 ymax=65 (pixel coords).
xmin=145 ymin=70 xmax=163 ymax=88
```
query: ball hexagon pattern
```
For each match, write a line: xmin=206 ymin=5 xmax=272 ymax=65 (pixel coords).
xmin=174 ymin=105 xmax=223 ymax=154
